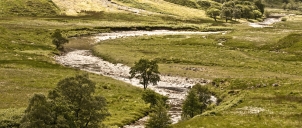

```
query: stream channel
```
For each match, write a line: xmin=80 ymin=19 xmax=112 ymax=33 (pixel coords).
xmin=55 ymin=30 xmax=222 ymax=128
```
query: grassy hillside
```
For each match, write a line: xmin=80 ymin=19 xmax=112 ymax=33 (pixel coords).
xmin=0 ymin=17 xmax=152 ymax=127
xmin=112 ymin=0 xmax=208 ymax=20
xmin=1 ymin=0 xmax=301 ymax=127
xmin=0 ymin=0 xmax=216 ymax=126
xmin=0 ymin=0 xmax=59 ymax=16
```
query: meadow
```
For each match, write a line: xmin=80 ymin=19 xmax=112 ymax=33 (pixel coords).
xmin=1 ymin=0 xmax=302 ymax=127
xmin=92 ymin=16 xmax=302 ymax=127
xmin=0 ymin=0 xmax=225 ymax=125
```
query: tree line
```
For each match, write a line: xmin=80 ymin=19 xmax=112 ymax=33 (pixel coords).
xmin=205 ymin=0 xmax=265 ymax=22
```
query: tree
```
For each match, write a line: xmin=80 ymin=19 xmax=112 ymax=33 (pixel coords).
xmin=206 ymin=8 xmax=221 ymax=21
xmin=182 ymin=84 xmax=212 ymax=119
xmin=55 ymin=74 xmax=109 ymax=128
xmin=129 ymin=59 xmax=160 ymax=90
xmin=145 ymin=100 xmax=171 ymax=128
xmin=232 ymin=7 xmax=242 ymax=21
xmin=51 ymin=29 xmax=68 ymax=51
xmin=254 ymin=0 xmax=265 ymax=14
xmin=252 ymin=10 xmax=262 ymax=20
xmin=193 ymin=84 xmax=212 ymax=112
xmin=182 ymin=90 xmax=201 ymax=119
xmin=20 ymin=74 xmax=110 ymax=128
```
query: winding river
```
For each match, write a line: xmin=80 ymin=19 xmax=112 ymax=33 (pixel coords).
xmin=55 ymin=30 xmax=221 ymax=127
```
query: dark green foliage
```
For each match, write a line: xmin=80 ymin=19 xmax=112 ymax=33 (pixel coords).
xmin=254 ymin=0 xmax=265 ymax=14
xmin=142 ymin=89 xmax=168 ymax=108
xmin=51 ymin=29 xmax=69 ymax=51
xmin=130 ymin=59 xmax=160 ymax=90
xmin=145 ymin=101 xmax=171 ymax=128
xmin=0 ymin=120 xmax=20 ymax=128
xmin=193 ymin=84 xmax=212 ymax=105
xmin=20 ymin=94 xmax=70 ymax=128
xmin=206 ymin=8 xmax=221 ymax=21
xmin=182 ymin=84 xmax=212 ymax=119
xmin=206 ymin=0 xmax=264 ymax=22
xmin=20 ymin=74 xmax=110 ymax=128
xmin=182 ymin=89 xmax=201 ymax=119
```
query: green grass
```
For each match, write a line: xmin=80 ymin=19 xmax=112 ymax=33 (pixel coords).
xmin=91 ymin=16 xmax=302 ymax=127
xmin=92 ymin=31 xmax=302 ymax=79
xmin=0 ymin=0 xmax=59 ymax=17
xmin=1 ymin=0 xmax=302 ymax=127
xmin=0 ymin=17 xmax=150 ymax=127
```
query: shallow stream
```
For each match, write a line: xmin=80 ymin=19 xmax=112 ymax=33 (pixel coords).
xmin=55 ymin=30 xmax=220 ymax=127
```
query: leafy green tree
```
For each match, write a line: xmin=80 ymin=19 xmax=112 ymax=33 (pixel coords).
xmin=51 ymin=29 xmax=68 ymax=51
xmin=182 ymin=90 xmax=201 ymax=119
xmin=145 ymin=100 xmax=171 ymax=128
xmin=254 ymin=0 xmax=265 ymax=14
xmin=55 ymin=74 xmax=109 ymax=128
xmin=130 ymin=59 xmax=160 ymax=90
xmin=20 ymin=74 xmax=109 ymax=128
xmin=206 ymin=8 xmax=221 ymax=21
xmin=142 ymin=89 xmax=168 ymax=108
xmin=232 ymin=7 xmax=242 ymax=21
xmin=252 ymin=10 xmax=262 ymax=19
xmin=182 ymin=84 xmax=212 ymax=119
xmin=193 ymin=84 xmax=212 ymax=112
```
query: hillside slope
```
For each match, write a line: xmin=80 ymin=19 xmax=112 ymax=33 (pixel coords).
xmin=112 ymin=0 xmax=207 ymax=19
xmin=0 ymin=0 xmax=59 ymax=16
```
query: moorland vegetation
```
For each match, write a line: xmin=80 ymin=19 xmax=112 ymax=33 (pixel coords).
xmin=1 ymin=0 xmax=302 ymax=127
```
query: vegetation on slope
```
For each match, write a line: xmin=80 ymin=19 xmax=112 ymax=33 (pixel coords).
xmin=92 ymin=16 xmax=302 ymax=127
xmin=0 ymin=0 xmax=59 ymax=17
xmin=1 ymin=0 xmax=302 ymax=127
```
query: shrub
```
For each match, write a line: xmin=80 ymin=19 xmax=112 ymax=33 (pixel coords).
xmin=281 ymin=17 xmax=287 ymax=21
xmin=142 ymin=89 xmax=168 ymax=108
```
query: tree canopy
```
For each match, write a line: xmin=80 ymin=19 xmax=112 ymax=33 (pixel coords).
xmin=51 ymin=29 xmax=68 ymax=51
xmin=20 ymin=74 xmax=110 ymax=128
xmin=182 ymin=84 xmax=212 ymax=119
xmin=129 ymin=59 xmax=160 ymax=90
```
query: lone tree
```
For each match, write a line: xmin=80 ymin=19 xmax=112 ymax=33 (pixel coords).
xmin=129 ymin=59 xmax=160 ymax=90
xmin=20 ymin=74 xmax=110 ymax=128
xmin=206 ymin=8 xmax=220 ymax=22
xmin=51 ymin=29 xmax=68 ymax=51
xmin=182 ymin=84 xmax=212 ymax=119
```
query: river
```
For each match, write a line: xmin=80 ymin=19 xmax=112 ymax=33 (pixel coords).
xmin=55 ymin=30 xmax=220 ymax=127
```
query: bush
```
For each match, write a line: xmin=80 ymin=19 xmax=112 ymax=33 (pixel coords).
xmin=142 ymin=89 xmax=168 ymax=108
xmin=145 ymin=101 xmax=171 ymax=128
xmin=281 ymin=17 xmax=287 ymax=21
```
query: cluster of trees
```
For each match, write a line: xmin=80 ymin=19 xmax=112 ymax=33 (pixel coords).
xmin=20 ymin=74 xmax=110 ymax=128
xmin=282 ymin=0 xmax=302 ymax=11
xmin=205 ymin=0 xmax=265 ymax=22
